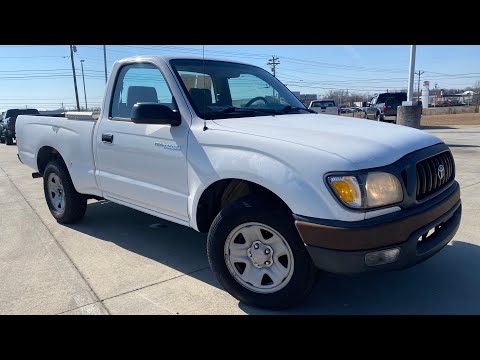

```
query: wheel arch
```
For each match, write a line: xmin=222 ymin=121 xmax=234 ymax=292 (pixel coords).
xmin=37 ymin=146 xmax=67 ymax=175
xmin=194 ymin=178 xmax=293 ymax=233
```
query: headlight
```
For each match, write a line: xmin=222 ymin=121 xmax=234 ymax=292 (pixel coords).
xmin=327 ymin=172 xmax=403 ymax=209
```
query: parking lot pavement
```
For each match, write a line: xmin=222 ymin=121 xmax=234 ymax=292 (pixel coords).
xmin=1 ymin=125 xmax=479 ymax=315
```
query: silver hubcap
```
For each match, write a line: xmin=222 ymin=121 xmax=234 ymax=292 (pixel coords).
xmin=47 ymin=173 xmax=65 ymax=214
xmin=224 ymin=222 xmax=294 ymax=294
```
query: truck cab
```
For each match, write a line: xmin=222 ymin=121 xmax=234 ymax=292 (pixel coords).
xmin=2 ymin=108 xmax=40 ymax=145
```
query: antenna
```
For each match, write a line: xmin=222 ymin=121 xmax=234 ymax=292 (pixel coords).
xmin=202 ymin=45 xmax=208 ymax=131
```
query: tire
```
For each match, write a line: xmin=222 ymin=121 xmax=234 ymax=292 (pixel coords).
xmin=43 ymin=158 xmax=87 ymax=224
xmin=5 ymin=135 xmax=13 ymax=145
xmin=0 ymin=135 xmax=5 ymax=144
xmin=375 ymin=112 xmax=384 ymax=122
xmin=207 ymin=195 xmax=317 ymax=310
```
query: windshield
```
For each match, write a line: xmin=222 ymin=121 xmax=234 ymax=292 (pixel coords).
xmin=311 ymin=101 xmax=335 ymax=107
xmin=170 ymin=59 xmax=308 ymax=119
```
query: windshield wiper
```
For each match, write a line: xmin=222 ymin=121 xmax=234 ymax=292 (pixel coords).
xmin=204 ymin=106 xmax=279 ymax=117
xmin=221 ymin=106 xmax=283 ymax=115
xmin=202 ymin=106 xmax=256 ymax=119
xmin=280 ymin=105 xmax=315 ymax=114
xmin=202 ymin=105 xmax=313 ymax=118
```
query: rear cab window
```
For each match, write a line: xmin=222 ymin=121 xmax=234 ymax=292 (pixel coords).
xmin=5 ymin=109 xmax=40 ymax=118
xmin=376 ymin=93 xmax=407 ymax=104
xmin=311 ymin=101 xmax=335 ymax=107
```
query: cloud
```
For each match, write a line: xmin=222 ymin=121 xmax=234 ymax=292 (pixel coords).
xmin=343 ymin=45 xmax=361 ymax=61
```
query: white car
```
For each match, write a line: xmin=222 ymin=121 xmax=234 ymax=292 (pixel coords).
xmin=16 ymin=55 xmax=462 ymax=309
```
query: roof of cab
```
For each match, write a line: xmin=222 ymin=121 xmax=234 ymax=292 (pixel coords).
xmin=115 ymin=55 xmax=252 ymax=66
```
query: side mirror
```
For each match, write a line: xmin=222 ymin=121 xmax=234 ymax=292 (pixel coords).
xmin=131 ymin=103 xmax=181 ymax=126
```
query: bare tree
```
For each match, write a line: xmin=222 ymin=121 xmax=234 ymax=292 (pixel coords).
xmin=472 ymin=81 xmax=480 ymax=105
xmin=322 ymin=90 xmax=365 ymax=107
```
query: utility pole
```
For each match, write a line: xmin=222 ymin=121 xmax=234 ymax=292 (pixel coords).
xmin=103 ymin=45 xmax=108 ymax=83
xmin=416 ymin=70 xmax=425 ymax=102
xmin=406 ymin=45 xmax=416 ymax=105
xmin=70 ymin=45 xmax=80 ymax=111
xmin=267 ymin=55 xmax=280 ymax=77
xmin=80 ymin=60 xmax=88 ymax=110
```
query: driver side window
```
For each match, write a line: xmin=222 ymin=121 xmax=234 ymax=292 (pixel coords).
xmin=110 ymin=63 xmax=175 ymax=120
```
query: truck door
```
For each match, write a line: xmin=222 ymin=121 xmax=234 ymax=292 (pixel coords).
xmin=368 ymin=96 xmax=376 ymax=118
xmin=94 ymin=63 xmax=189 ymax=225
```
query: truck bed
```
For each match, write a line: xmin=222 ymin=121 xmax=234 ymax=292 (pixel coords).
xmin=16 ymin=115 xmax=100 ymax=196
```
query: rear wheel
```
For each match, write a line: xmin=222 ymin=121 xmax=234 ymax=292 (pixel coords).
xmin=207 ymin=196 xmax=317 ymax=310
xmin=5 ymin=135 xmax=13 ymax=145
xmin=43 ymin=158 xmax=87 ymax=224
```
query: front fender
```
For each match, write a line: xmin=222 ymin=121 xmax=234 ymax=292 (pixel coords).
xmin=187 ymin=142 xmax=364 ymax=231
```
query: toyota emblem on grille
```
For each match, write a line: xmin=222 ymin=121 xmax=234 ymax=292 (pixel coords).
xmin=438 ymin=164 xmax=445 ymax=180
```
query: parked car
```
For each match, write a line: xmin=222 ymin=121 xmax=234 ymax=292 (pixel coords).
xmin=16 ymin=55 xmax=461 ymax=310
xmin=364 ymin=92 xmax=407 ymax=122
xmin=1 ymin=108 xmax=40 ymax=145
xmin=347 ymin=107 xmax=362 ymax=113
xmin=308 ymin=99 xmax=340 ymax=115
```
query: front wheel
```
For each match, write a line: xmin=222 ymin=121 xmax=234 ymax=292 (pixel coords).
xmin=207 ymin=196 xmax=317 ymax=310
xmin=43 ymin=158 xmax=87 ymax=224
xmin=5 ymin=135 xmax=13 ymax=145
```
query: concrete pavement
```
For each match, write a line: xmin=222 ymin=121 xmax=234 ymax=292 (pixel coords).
xmin=1 ymin=124 xmax=479 ymax=314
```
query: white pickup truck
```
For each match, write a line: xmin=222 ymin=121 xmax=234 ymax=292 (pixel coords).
xmin=308 ymin=99 xmax=340 ymax=115
xmin=16 ymin=55 xmax=462 ymax=310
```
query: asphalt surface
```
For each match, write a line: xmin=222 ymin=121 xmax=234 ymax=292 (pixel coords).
xmin=1 ymin=124 xmax=479 ymax=314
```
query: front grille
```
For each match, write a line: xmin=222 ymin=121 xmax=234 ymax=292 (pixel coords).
xmin=416 ymin=151 xmax=455 ymax=200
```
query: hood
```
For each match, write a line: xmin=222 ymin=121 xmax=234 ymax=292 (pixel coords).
xmin=212 ymin=113 xmax=442 ymax=169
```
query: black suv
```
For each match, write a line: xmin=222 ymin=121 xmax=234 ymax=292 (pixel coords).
xmin=1 ymin=108 xmax=39 ymax=145
xmin=364 ymin=92 xmax=407 ymax=122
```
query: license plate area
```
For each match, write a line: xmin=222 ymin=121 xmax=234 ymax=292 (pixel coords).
xmin=418 ymin=223 xmax=444 ymax=244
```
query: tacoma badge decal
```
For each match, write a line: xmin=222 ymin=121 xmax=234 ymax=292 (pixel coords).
xmin=155 ymin=142 xmax=181 ymax=151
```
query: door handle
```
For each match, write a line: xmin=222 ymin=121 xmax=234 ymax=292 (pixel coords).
xmin=102 ymin=133 xmax=114 ymax=144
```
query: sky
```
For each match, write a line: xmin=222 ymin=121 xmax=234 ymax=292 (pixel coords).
xmin=0 ymin=45 xmax=479 ymax=112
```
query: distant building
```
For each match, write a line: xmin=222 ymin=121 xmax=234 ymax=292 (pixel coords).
xmin=291 ymin=92 xmax=317 ymax=106
xmin=434 ymin=90 xmax=475 ymax=106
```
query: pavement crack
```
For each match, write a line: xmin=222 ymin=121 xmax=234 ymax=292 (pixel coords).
xmin=461 ymin=181 xmax=480 ymax=190
xmin=7 ymin=176 xmax=110 ymax=315
xmin=101 ymin=266 xmax=210 ymax=303
xmin=56 ymin=301 xmax=100 ymax=315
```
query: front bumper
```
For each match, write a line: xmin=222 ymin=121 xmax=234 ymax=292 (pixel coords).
xmin=294 ymin=181 xmax=461 ymax=275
